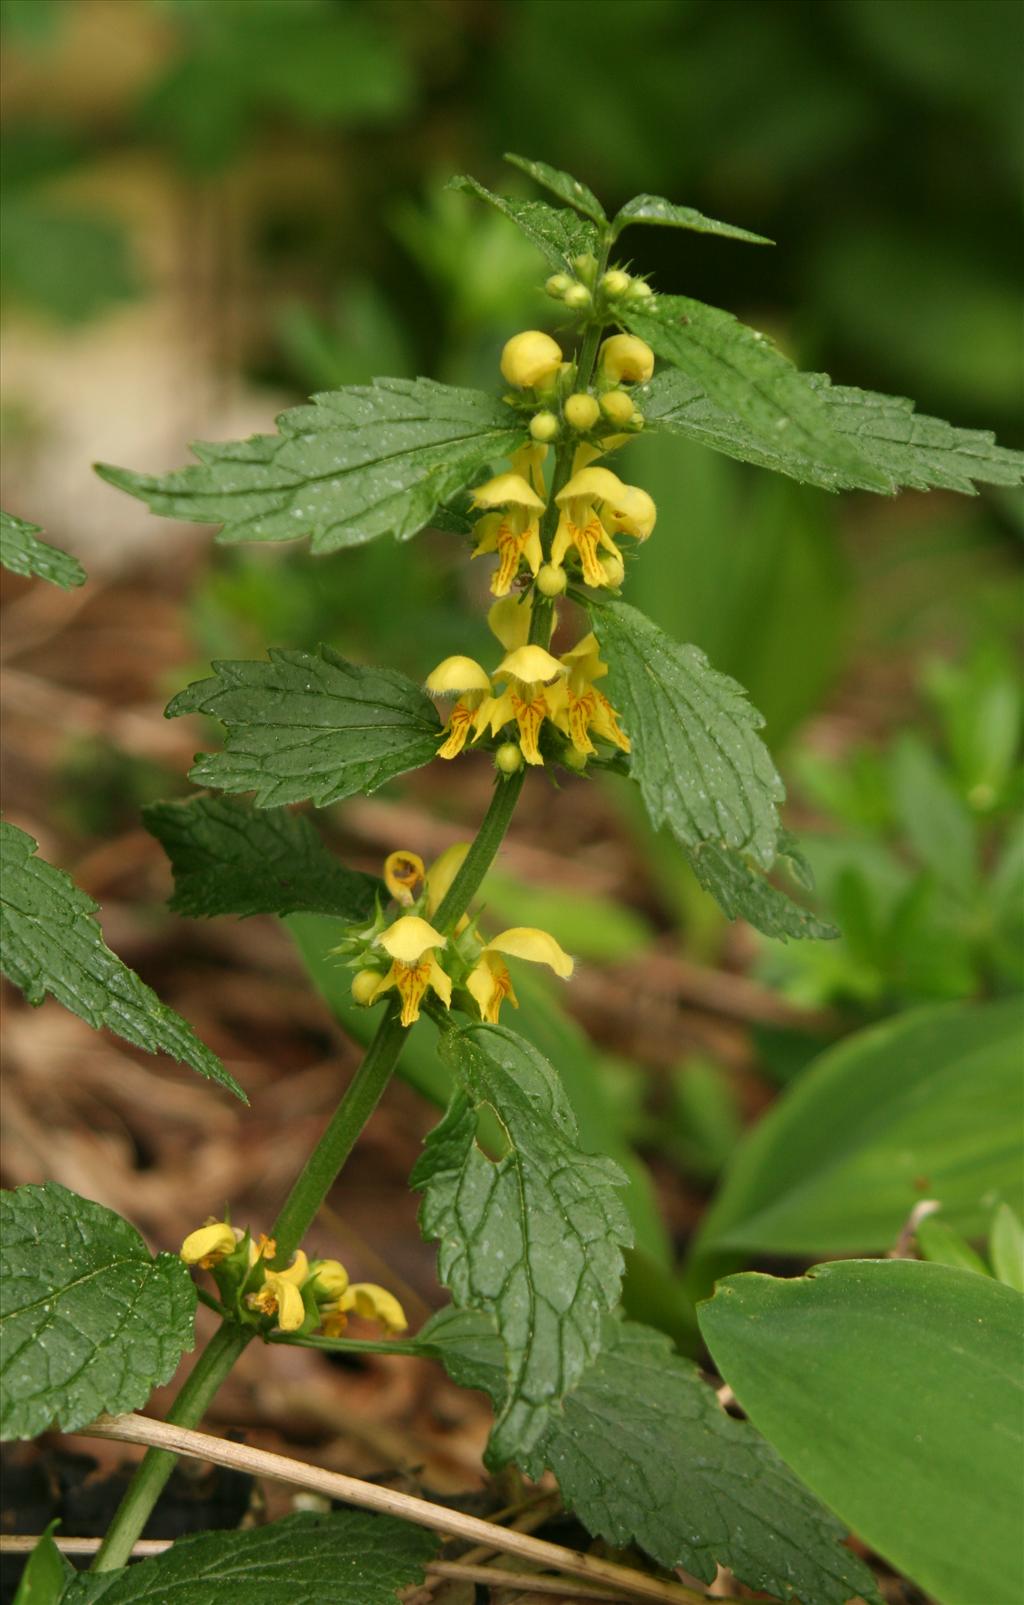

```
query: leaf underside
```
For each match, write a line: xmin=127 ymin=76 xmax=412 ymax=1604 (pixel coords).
xmin=166 ymin=645 xmax=441 ymax=809
xmin=96 ymin=377 xmax=526 ymax=553
xmin=448 ymin=175 xmax=599 ymax=272
xmin=412 ymin=1024 xmax=632 ymax=1467
xmin=687 ymin=841 xmax=838 ymax=941
xmin=589 ymin=598 xmax=784 ymax=870
xmin=0 ymin=821 xmax=245 ymax=1100
xmin=0 ymin=1182 xmax=196 ymax=1440
xmin=423 ymin=1308 xmax=879 ymax=1605
xmin=143 ymin=794 xmax=381 ymax=921
xmin=640 ymin=365 xmax=1024 ymax=494
xmin=623 ymin=295 xmax=893 ymax=493
xmin=63 ymin=1510 xmax=437 ymax=1604
xmin=0 ymin=508 xmax=86 ymax=589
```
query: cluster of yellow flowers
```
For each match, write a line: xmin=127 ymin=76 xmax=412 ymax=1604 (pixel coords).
xmin=347 ymin=845 xmax=573 ymax=1028
xmin=180 ymin=1221 xmax=407 ymax=1338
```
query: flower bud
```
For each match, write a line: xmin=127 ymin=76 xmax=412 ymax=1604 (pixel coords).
xmin=311 ymin=1258 xmax=349 ymax=1298
xmin=563 ymin=283 xmax=592 ymax=312
xmin=599 ymin=389 xmax=634 ymax=426
xmin=599 ymin=550 xmax=625 ymax=587
xmin=495 ymin=742 xmax=525 ymax=775
xmin=599 ymin=334 xmax=655 ymax=384
xmin=536 ymin=563 xmax=567 ymax=597
xmin=564 ymin=392 xmax=600 ymax=431
xmin=545 ymin=273 xmax=571 ymax=299
xmin=628 ymin=279 xmax=654 ymax=301
xmin=600 ymin=269 xmax=631 ymax=298
xmin=500 ymin=330 xmax=563 ymax=389
xmin=562 ymin=745 xmax=589 ymax=772
xmin=572 ymin=252 xmax=598 ymax=283
xmin=351 ymin=968 xmax=382 ymax=1005
xmin=529 ymin=410 xmax=560 ymax=443
xmin=631 ymin=410 xmax=645 ymax=429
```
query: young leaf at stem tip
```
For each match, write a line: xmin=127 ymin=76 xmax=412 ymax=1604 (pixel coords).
xmin=0 ymin=820 xmax=246 ymax=1101
xmin=447 ymin=174 xmax=600 ymax=273
xmin=503 ymin=152 xmax=607 ymax=225
xmin=611 ymin=192 xmax=773 ymax=245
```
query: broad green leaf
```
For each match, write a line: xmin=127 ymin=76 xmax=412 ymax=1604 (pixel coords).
xmin=588 ymin=597 xmax=784 ymax=870
xmin=503 ymin=152 xmax=606 ymax=225
xmin=990 ymin=1203 xmax=1024 ymax=1291
xmin=143 ymin=794 xmax=380 ymax=921
xmin=612 ymin=193 xmax=772 ymax=245
xmin=411 ymin=1023 xmax=632 ymax=1466
xmin=422 ymin=1310 xmax=879 ymax=1605
xmin=915 ymin=1215 xmax=989 ymax=1276
xmin=700 ymin=1260 xmax=1024 ymax=1605
xmin=64 ymin=1510 xmax=436 ymax=1603
xmin=0 ymin=1182 xmax=196 ymax=1440
xmin=690 ymin=999 xmax=1023 ymax=1274
xmin=1 ymin=509 xmax=85 ymax=590
xmin=623 ymin=298 xmax=892 ymax=494
xmin=447 ymin=175 xmax=599 ymax=274
xmin=166 ymin=647 xmax=440 ymax=808
xmin=686 ymin=841 xmax=837 ymax=941
xmin=639 ymin=364 xmax=1024 ymax=494
xmin=95 ymin=377 xmax=526 ymax=554
xmin=0 ymin=822 xmax=245 ymax=1101
xmin=13 ymin=1521 xmax=73 ymax=1605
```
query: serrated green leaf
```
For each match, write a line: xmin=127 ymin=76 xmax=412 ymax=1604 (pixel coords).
xmin=503 ymin=152 xmax=606 ymax=225
xmin=64 ymin=1510 xmax=436 ymax=1604
xmin=448 ymin=175 xmax=599 ymax=274
xmin=639 ymin=365 xmax=1024 ymax=494
xmin=0 ymin=822 xmax=245 ymax=1101
xmin=143 ymin=794 xmax=380 ymax=921
xmin=990 ymin=1203 xmax=1024 ymax=1292
xmin=623 ymin=296 xmax=892 ymax=493
xmin=95 ymin=377 xmax=525 ymax=554
xmin=166 ymin=647 xmax=440 ymax=809
xmin=700 ymin=1261 xmax=1024 ymax=1605
xmin=687 ymin=841 xmax=838 ymax=941
xmin=411 ymin=1023 xmax=632 ymax=1467
xmin=612 ymin=193 xmax=772 ymax=245
xmin=588 ymin=597 xmax=784 ymax=869
xmin=690 ymin=999 xmax=1024 ymax=1270
xmin=422 ymin=1309 xmax=878 ymax=1604
xmin=1 ymin=509 xmax=86 ymax=590
xmin=13 ymin=1520 xmax=73 ymax=1605
xmin=0 ymin=1182 xmax=196 ymax=1440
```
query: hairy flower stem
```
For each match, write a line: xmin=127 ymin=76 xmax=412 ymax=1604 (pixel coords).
xmin=92 ymin=773 xmax=527 ymax=1572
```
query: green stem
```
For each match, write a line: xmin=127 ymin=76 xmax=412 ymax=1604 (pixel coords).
xmin=269 ymin=1332 xmax=422 ymax=1358
xmin=92 ymin=764 xmax=526 ymax=1571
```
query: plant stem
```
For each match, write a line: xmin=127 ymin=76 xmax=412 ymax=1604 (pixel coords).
xmin=92 ymin=763 xmax=527 ymax=1571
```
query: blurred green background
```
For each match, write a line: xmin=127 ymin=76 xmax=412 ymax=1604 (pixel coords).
xmin=1 ymin=0 xmax=1021 ymax=1291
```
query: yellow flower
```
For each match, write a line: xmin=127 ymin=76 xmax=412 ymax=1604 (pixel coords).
xmin=599 ymin=333 xmax=655 ymax=384
xmin=384 ymin=850 xmax=425 ymax=906
xmin=471 ymin=473 xmax=547 ymax=597
xmin=552 ymin=466 xmax=656 ymax=588
xmin=310 ymin=1258 xmax=349 ymax=1299
xmin=370 ymin=915 xmax=451 ymax=1026
xmin=426 ymin=655 xmax=493 ymax=759
xmin=424 ymin=842 xmax=470 ymax=919
xmin=321 ymin=1281 xmax=408 ymax=1338
xmin=466 ymin=927 xmax=574 ymax=1023
xmin=180 ymin=1221 xmax=240 ymax=1269
xmin=477 ymin=643 xmax=567 ymax=766
xmin=500 ymin=330 xmax=563 ymax=389
xmin=550 ymin=633 xmax=631 ymax=758
xmin=247 ymin=1249 xmax=310 ymax=1333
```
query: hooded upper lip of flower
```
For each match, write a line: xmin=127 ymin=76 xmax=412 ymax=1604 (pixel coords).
xmin=465 ymin=926 xmax=574 ymax=1023
xmin=180 ymin=1221 xmax=241 ymax=1268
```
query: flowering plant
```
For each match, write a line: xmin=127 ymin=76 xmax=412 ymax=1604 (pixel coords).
xmin=2 ymin=154 xmax=1021 ymax=1604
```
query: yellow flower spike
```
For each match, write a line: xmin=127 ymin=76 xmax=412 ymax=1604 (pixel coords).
xmin=500 ymin=330 xmax=563 ymax=390
xmin=371 ymin=915 xmax=451 ymax=1026
xmin=384 ymin=850 xmax=425 ymax=907
xmin=470 ymin=473 xmax=547 ymax=598
xmin=336 ymin=1282 xmax=408 ymax=1334
xmin=181 ymin=1222 xmax=239 ymax=1269
xmin=466 ymin=950 xmax=519 ymax=1023
xmin=247 ymin=1249 xmax=310 ymax=1333
xmin=311 ymin=1258 xmax=349 ymax=1299
xmin=484 ymin=645 xmax=567 ymax=766
xmin=425 ymin=656 xmax=493 ymax=759
xmin=599 ymin=333 xmax=655 ymax=384
xmin=553 ymin=466 xmax=656 ymax=589
xmin=485 ymin=926 xmax=574 ymax=978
